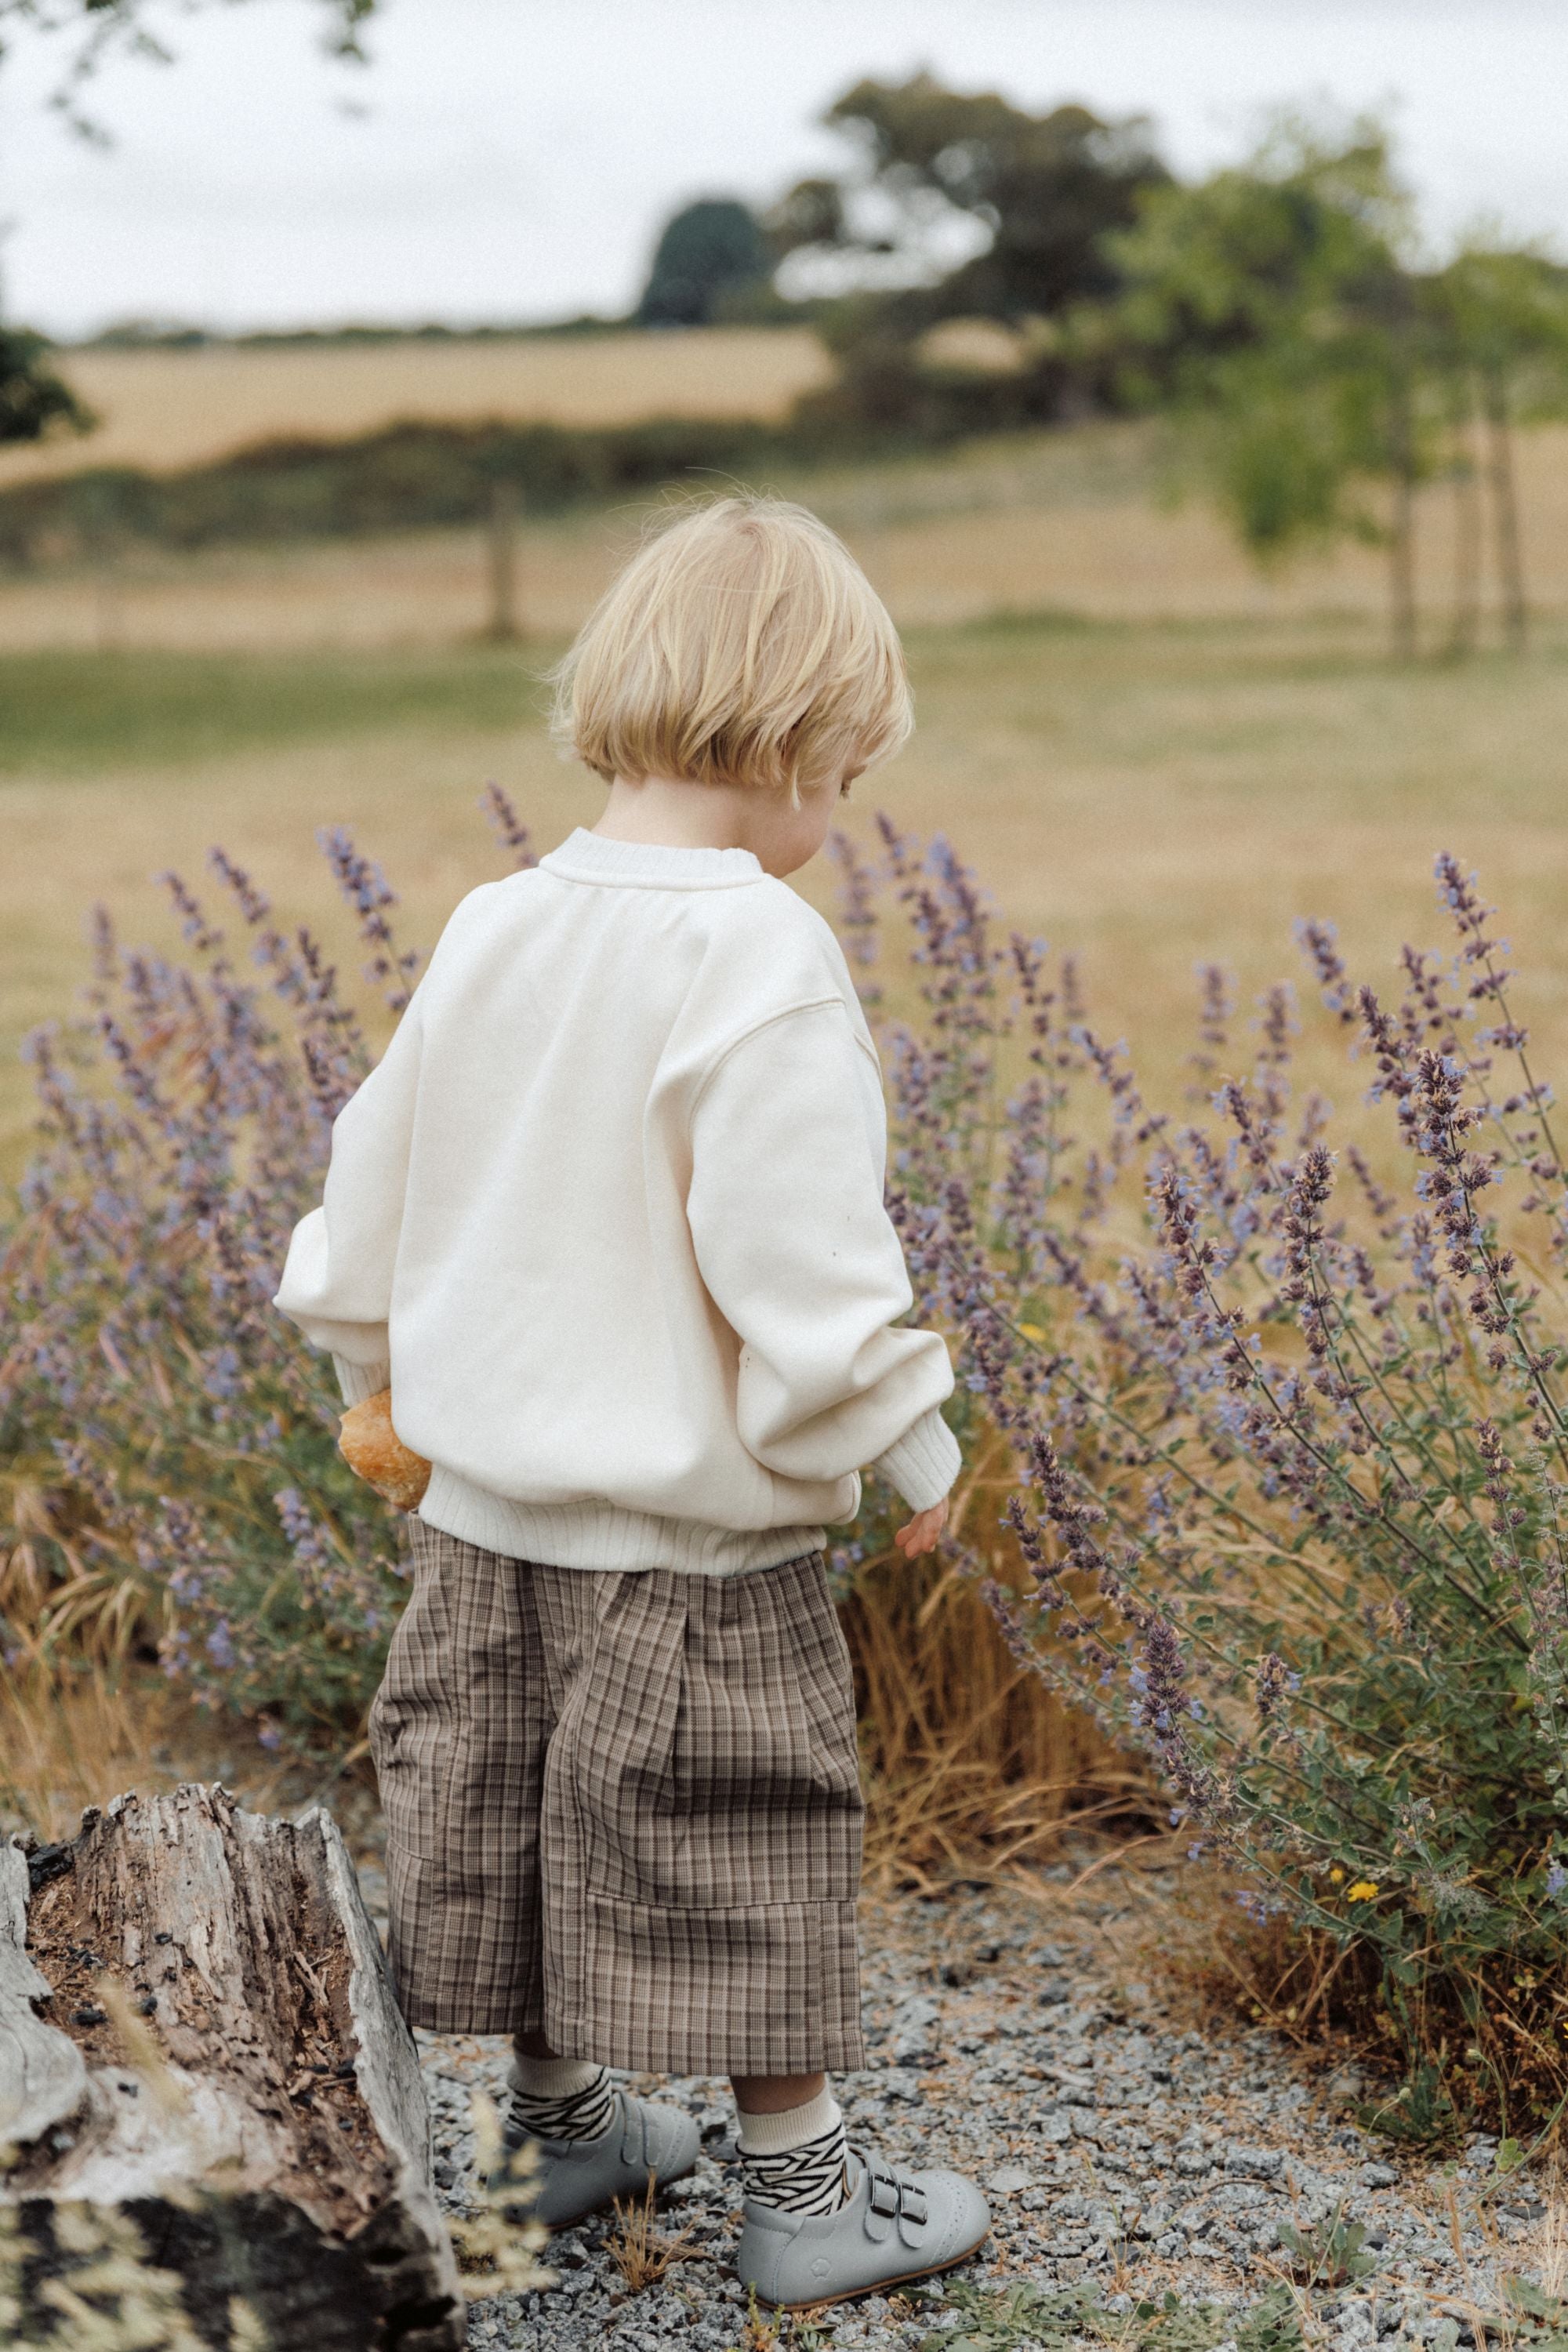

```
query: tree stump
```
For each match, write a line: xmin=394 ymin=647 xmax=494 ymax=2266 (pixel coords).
xmin=0 ymin=1782 xmax=466 ymax=2350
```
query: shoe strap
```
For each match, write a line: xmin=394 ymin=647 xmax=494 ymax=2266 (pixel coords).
xmin=853 ymin=2148 xmax=929 ymax=2244
xmin=615 ymin=2091 xmax=645 ymax=2169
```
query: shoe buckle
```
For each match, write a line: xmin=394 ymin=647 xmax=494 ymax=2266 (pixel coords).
xmin=868 ymin=2172 xmax=900 ymax=2220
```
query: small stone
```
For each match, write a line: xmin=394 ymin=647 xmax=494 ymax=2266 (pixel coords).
xmin=985 ymin=2164 xmax=1033 ymax=2194
xmin=1226 ymin=2147 xmax=1284 ymax=2179
xmin=1359 ymin=2162 xmax=1399 ymax=2188
xmin=71 ymin=2005 xmax=107 ymax=2028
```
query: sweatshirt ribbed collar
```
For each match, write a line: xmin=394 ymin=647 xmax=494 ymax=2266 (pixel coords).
xmin=540 ymin=828 xmax=765 ymax=891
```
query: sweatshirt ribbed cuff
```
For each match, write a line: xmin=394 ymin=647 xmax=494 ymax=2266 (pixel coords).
xmin=871 ymin=1406 xmax=961 ymax=1513
xmin=332 ymin=1353 xmax=391 ymax=1407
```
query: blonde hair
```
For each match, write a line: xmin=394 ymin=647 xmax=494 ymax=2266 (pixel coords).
xmin=549 ymin=495 xmax=913 ymax=798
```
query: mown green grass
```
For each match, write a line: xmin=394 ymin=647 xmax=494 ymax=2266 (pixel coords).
xmin=0 ymin=644 xmax=546 ymax=776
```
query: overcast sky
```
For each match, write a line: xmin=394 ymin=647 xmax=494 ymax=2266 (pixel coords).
xmin=1 ymin=0 xmax=1563 ymax=339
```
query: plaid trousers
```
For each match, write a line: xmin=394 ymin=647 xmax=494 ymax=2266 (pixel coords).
xmin=368 ymin=1523 xmax=867 ymax=2074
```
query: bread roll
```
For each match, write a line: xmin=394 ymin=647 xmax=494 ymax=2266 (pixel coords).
xmin=338 ymin=1388 xmax=432 ymax=1512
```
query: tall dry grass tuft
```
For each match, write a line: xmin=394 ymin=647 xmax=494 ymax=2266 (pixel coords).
xmin=0 ymin=1660 xmax=306 ymax=1845
xmin=845 ymin=1424 xmax=1150 ymax=1889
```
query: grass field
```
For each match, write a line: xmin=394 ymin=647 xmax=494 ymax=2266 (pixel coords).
xmin=7 ymin=421 xmax=1568 ymax=652
xmin=5 ymin=424 xmax=1567 ymax=1188
xmin=0 ymin=326 xmax=833 ymax=485
xmin=5 ymin=608 xmax=1566 ymax=1189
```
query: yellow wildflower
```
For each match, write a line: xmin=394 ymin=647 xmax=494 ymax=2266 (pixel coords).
xmin=1346 ymin=1882 xmax=1380 ymax=1903
xmin=1018 ymin=1323 xmax=1046 ymax=1342
xmin=1329 ymin=1867 xmax=1345 ymax=1883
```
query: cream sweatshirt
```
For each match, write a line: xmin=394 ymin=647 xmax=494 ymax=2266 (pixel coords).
xmin=273 ymin=828 xmax=960 ymax=1575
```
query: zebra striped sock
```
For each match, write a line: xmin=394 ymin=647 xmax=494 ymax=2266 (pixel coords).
xmin=506 ymin=2054 xmax=615 ymax=2145
xmin=737 ymin=2088 xmax=850 ymax=2217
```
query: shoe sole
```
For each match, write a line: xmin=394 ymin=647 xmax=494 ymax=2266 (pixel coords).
xmin=745 ymin=2222 xmax=992 ymax=2314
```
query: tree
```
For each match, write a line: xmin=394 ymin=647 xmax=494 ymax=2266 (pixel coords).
xmin=0 ymin=320 xmax=90 ymax=441
xmin=764 ymin=74 xmax=1169 ymax=434
xmin=1111 ymin=118 xmax=1431 ymax=658
xmin=1426 ymin=245 xmax=1568 ymax=652
xmin=770 ymin=73 xmax=1168 ymax=329
xmin=0 ymin=0 xmax=376 ymax=445
xmin=0 ymin=1 xmax=374 ymax=132
xmin=636 ymin=198 xmax=772 ymax=328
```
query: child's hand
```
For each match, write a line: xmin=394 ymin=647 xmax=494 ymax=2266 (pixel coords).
xmin=893 ymin=1498 xmax=949 ymax=1560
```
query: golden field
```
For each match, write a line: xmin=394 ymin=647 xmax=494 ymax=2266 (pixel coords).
xmin=0 ymin=325 xmax=834 ymax=485
xmin=4 ymin=419 xmax=1568 ymax=1190
xmin=7 ymin=421 xmax=1568 ymax=651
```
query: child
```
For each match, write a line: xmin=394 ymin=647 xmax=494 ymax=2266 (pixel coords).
xmin=274 ymin=495 xmax=989 ymax=2309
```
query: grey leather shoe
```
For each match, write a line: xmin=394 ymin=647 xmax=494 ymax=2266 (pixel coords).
xmin=493 ymin=2085 xmax=700 ymax=2229
xmin=735 ymin=2145 xmax=989 ymax=2310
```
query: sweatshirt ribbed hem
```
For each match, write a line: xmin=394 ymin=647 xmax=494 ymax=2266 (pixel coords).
xmin=418 ymin=1464 xmax=826 ymax=1577
xmin=332 ymin=1353 xmax=391 ymax=1407
xmin=871 ymin=1406 xmax=962 ymax=1512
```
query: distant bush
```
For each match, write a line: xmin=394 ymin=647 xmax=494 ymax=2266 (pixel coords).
xmin=0 ymin=356 xmax=1108 ymax=565
xmin=0 ymin=408 xmax=904 ymax=565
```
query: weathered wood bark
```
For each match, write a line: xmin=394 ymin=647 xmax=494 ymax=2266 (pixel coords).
xmin=1 ymin=1783 xmax=465 ymax=2350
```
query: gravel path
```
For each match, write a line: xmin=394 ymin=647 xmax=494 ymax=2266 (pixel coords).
xmin=396 ymin=1864 xmax=1558 ymax=2351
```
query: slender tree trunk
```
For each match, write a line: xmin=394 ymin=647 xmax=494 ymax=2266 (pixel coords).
xmin=485 ymin=476 xmax=521 ymax=641
xmin=1388 ymin=378 xmax=1417 ymax=662
xmin=1482 ymin=363 xmax=1527 ymax=652
xmin=1446 ymin=379 xmax=1483 ymax=662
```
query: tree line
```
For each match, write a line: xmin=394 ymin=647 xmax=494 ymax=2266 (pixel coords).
xmin=3 ymin=10 xmax=1567 ymax=655
xmin=642 ymin=83 xmax=1568 ymax=658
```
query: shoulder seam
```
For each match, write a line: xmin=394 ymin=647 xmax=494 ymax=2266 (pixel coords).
xmin=688 ymin=996 xmax=852 ymax=1122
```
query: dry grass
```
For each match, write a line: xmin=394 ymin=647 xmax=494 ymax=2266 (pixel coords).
xmin=10 ymin=421 xmax=1568 ymax=650
xmin=0 ymin=326 xmax=833 ymax=485
xmin=5 ymin=595 xmax=1568 ymax=1189
xmin=0 ymin=1661 xmax=303 ymax=1843
xmin=604 ymin=2179 xmax=699 ymax=2296
xmin=850 ymin=1424 xmax=1151 ymax=1888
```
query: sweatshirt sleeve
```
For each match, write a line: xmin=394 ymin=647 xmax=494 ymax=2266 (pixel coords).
xmin=272 ymin=990 xmax=425 ymax=1400
xmin=687 ymin=999 xmax=960 ymax=1512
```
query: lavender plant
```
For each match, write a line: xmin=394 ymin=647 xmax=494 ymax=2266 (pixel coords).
xmin=0 ymin=788 xmax=536 ymax=1748
xmin=7 ymin=788 xmax=1568 ymax=2123
xmin=840 ymin=823 xmax=1568 ymax=2129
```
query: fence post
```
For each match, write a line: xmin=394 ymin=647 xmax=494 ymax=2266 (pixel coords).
xmin=485 ymin=477 xmax=521 ymax=641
